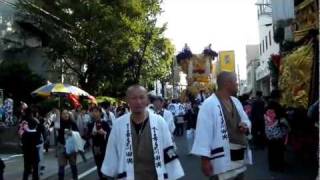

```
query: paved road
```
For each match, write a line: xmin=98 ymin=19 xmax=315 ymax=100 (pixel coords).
xmin=46 ymin=134 xmax=317 ymax=180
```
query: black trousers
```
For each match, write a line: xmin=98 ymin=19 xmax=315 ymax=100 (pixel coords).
xmin=0 ymin=158 xmax=4 ymax=180
xmin=94 ymin=154 xmax=108 ymax=180
xmin=175 ymin=123 xmax=184 ymax=136
xmin=210 ymin=172 xmax=245 ymax=180
xmin=267 ymin=138 xmax=285 ymax=171
xmin=23 ymin=157 xmax=39 ymax=180
xmin=253 ymin=130 xmax=266 ymax=149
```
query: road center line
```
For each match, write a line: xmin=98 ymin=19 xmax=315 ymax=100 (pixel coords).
xmin=78 ymin=166 xmax=97 ymax=179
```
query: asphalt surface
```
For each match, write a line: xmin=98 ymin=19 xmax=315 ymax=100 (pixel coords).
xmin=45 ymin=134 xmax=317 ymax=180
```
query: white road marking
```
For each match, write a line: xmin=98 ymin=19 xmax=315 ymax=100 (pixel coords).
xmin=1 ymin=154 xmax=23 ymax=161
xmin=78 ymin=166 xmax=97 ymax=179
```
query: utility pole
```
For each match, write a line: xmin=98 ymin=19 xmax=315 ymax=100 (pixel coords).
xmin=0 ymin=89 xmax=3 ymax=106
xmin=253 ymin=58 xmax=258 ymax=96
xmin=60 ymin=58 xmax=64 ymax=83
xmin=237 ymin=64 xmax=241 ymax=95
xmin=155 ymin=80 xmax=158 ymax=96
xmin=172 ymin=58 xmax=176 ymax=99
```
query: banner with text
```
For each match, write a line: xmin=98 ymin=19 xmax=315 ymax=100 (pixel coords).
xmin=218 ymin=51 xmax=235 ymax=72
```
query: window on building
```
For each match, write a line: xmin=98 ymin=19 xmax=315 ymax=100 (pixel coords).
xmin=269 ymin=31 xmax=272 ymax=46
xmin=262 ymin=40 xmax=265 ymax=53
xmin=265 ymin=36 xmax=268 ymax=50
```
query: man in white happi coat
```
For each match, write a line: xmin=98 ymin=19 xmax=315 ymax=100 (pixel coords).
xmin=101 ymin=85 xmax=184 ymax=180
xmin=152 ymin=96 xmax=176 ymax=134
xmin=192 ymin=72 xmax=252 ymax=180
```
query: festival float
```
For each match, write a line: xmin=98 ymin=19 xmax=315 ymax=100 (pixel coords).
xmin=175 ymin=44 xmax=218 ymax=101
xmin=277 ymin=0 xmax=318 ymax=108
xmin=278 ymin=44 xmax=314 ymax=108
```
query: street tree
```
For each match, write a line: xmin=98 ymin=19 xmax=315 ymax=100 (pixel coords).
xmin=16 ymin=0 xmax=174 ymax=97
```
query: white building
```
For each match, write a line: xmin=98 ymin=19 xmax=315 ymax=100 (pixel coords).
xmin=239 ymin=79 xmax=248 ymax=96
xmin=256 ymin=0 xmax=280 ymax=96
xmin=245 ymin=44 xmax=259 ymax=96
xmin=159 ymin=58 xmax=184 ymax=99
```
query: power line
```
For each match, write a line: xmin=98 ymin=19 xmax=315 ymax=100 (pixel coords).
xmin=0 ymin=0 xmax=17 ymax=8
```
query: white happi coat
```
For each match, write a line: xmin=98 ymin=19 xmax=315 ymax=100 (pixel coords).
xmin=191 ymin=94 xmax=252 ymax=176
xmin=162 ymin=109 xmax=176 ymax=134
xmin=101 ymin=110 xmax=184 ymax=180
xmin=103 ymin=110 xmax=116 ymax=125
xmin=148 ymin=108 xmax=175 ymax=134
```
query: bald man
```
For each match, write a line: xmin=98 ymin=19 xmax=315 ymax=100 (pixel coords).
xmin=101 ymin=85 xmax=184 ymax=180
xmin=191 ymin=72 xmax=252 ymax=180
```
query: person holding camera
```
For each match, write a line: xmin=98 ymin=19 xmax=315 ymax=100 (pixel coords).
xmin=88 ymin=106 xmax=111 ymax=180
xmin=57 ymin=109 xmax=79 ymax=180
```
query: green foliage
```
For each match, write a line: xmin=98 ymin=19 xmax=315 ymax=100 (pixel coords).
xmin=35 ymin=97 xmax=59 ymax=113
xmin=16 ymin=0 xmax=174 ymax=97
xmin=95 ymin=96 xmax=123 ymax=105
xmin=0 ymin=61 xmax=45 ymax=103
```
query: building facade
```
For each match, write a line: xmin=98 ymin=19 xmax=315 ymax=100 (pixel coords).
xmin=245 ymin=44 xmax=259 ymax=96
xmin=0 ymin=0 xmax=75 ymax=84
xmin=256 ymin=0 xmax=280 ymax=96
xmin=1 ymin=1 xmax=48 ymax=77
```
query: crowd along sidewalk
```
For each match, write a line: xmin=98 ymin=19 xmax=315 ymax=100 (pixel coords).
xmin=1 ymin=148 xmax=93 ymax=180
